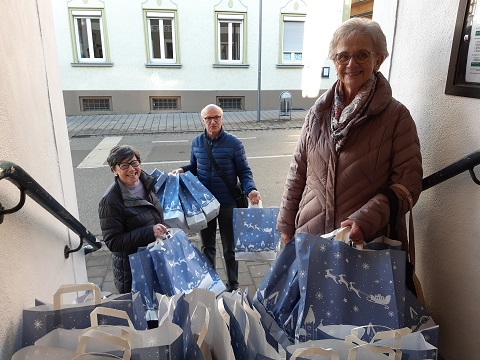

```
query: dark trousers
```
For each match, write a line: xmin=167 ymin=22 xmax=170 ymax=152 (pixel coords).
xmin=200 ymin=206 xmax=238 ymax=290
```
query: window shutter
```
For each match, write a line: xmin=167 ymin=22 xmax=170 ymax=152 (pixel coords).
xmin=283 ymin=21 xmax=304 ymax=52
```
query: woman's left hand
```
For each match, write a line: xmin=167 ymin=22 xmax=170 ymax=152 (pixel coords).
xmin=340 ymin=219 xmax=365 ymax=245
xmin=153 ymin=223 xmax=168 ymax=239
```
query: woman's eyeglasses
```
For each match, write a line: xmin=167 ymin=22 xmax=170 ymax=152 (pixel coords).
xmin=117 ymin=160 xmax=140 ymax=170
xmin=334 ymin=50 xmax=375 ymax=65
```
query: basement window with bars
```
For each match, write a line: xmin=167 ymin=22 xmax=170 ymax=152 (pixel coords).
xmin=151 ymin=97 xmax=180 ymax=111
xmin=217 ymin=97 xmax=244 ymax=110
xmin=81 ymin=97 xmax=111 ymax=111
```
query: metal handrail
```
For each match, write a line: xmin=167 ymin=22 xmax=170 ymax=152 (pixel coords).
xmin=422 ymin=150 xmax=480 ymax=191
xmin=0 ymin=161 xmax=101 ymax=258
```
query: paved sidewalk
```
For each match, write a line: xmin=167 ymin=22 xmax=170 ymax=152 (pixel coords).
xmin=79 ymin=109 xmax=300 ymax=295
xmin=67 ymin=109 xmax=307 ymax=138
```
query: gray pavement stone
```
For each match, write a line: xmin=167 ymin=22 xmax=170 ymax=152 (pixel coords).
xmin=67 ymin=110 xmax=306 ymax=138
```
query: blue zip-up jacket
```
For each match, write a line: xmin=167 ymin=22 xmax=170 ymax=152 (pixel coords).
xmin=182 ymin=127 xmax=257 ymax=207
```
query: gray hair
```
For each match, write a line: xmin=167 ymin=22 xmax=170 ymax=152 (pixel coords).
xmin=328 ymin=18 xmax=389 ymax=60
xmin=106 ymin=145 xmax=141 ymax=170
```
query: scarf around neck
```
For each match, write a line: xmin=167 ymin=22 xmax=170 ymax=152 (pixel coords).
xmin=331 ymin=73 xmax=377 ymax=152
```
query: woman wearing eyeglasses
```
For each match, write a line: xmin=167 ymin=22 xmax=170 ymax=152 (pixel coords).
xmin=98 ymin=145 xmax=167 ymax=294
xmin=278 ymin=18 xmax=422 ymax=251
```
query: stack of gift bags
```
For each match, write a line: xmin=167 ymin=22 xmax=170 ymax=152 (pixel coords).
xmin=253 ymin=228 xmax=440 ymax=359
xmin=129 ymin=228 xmax=227 ymax=319
xmin=151 ymin=169 xmax=220 ymax=232
xmin=14 ymin=283 xmax=284 ymax=360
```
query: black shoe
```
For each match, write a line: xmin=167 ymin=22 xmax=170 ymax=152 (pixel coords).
xmin=226 ymin=285 xmax=239 ymax=292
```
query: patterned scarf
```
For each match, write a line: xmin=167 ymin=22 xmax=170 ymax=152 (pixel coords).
xmin=331 ymin=73 xmax=377 ymax=152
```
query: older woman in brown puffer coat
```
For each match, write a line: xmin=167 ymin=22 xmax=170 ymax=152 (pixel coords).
xmin=277 ymin=18 xmax=422 ymax=250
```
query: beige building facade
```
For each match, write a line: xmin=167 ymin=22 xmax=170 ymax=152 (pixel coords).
xmin=1 ymin=0 xmax=480 ymax=359
xmin=53 ymin=0 xmax=347 ymax=115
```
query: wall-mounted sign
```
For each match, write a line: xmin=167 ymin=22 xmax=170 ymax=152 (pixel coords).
xmin=446 ymin=0 xmax=480 ymax=98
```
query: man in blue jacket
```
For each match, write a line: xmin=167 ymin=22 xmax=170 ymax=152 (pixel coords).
xmin=172 ymin=104 xmax=261 ymax=291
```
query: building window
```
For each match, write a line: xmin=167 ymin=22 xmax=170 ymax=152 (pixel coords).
xmin=217 ymin=97 xmax=244 ymax=110
xmin=81 ymin=97 xmax=111 ymax=111
xmin=150 ymin=97 xmax=180 ymax=111
xmin=217 ymin=14 xmax=244 ymax=63
xmin=72 ymin=10 xmax=106 ymax=62
xmin=282 ymin=16 xmax=305 ymax=64
xmin=146 ymin=12 xmax=177 ymax=63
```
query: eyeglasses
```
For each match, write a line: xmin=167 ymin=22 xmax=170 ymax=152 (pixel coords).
xmin=203 ymin=115 xmax=222 ymax=123
xmin=334 ymin=50 xmax=375 ymax=65
xmin=117 ymin=160 xmax=140 ymax=170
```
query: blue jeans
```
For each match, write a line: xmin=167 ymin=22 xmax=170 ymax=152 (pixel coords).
xmin=200 ymin=206 xmax=238 ymax=290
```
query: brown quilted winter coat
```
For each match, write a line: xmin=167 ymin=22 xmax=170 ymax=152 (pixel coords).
xmin=277 ymin=72 xmax=422 ymax=248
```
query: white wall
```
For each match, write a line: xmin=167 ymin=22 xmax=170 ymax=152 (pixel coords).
xmin=0 ymin=0 xmax=88 ymax=356
xmin=375 ymin=1 xmax=480 ymax=358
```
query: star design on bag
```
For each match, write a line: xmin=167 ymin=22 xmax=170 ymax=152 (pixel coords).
xmin=33 ymin=319 xmax=43 ymax=330
xmin=147 ymin=337 xmax=158 ymax=346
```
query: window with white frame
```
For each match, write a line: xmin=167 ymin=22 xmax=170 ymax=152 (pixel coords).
xmin=146 ymin=12 xmax=177 ymax=63
xmin=72 ymin=10 xmax=106 ymax=62
xmin=282 ymin=16 xmax=305 ymax=64
xmin=218 ymin=14 xmax=244 ymax=63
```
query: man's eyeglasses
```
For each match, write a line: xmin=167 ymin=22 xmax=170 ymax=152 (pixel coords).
xmin=117 ymin=160 xmax=141 ymax=170
xmin=203 ymin=115 xmax=222 ymax=123
xmin=334 ymin=50 xmax=375 ymax=65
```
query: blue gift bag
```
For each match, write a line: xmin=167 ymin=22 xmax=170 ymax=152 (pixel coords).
xmin=233 ymin=207 xmax=280 ymax=261
xmin=129 ymin=245 xmax=165 ymax=320
xmin=180 ymin=171 xmax=220 ymax=222
xmin=255 ymin=240 xmax=300 ymax=343
xmin=178 ymin=180 xmax=208 ymax=232
xmin=22 ymin=284 xmax=147 ymax=347
xmin=172 ymin=295 xmax=207 ymax=360
xmin=162 ymin=174 xmax=186 ymax=229
xmin=151 ymin=169 xmax=168 ymax=194
xmin=149 ymin=229 xmax=226 ymax=296
xmin=294 ymin=232 xmax=407 ymax=342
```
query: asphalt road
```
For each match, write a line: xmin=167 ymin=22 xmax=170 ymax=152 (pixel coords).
xmin=70 ymin=128 xmax=301 ymax=237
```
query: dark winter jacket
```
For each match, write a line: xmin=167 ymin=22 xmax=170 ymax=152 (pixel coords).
xmin=277 ymin=72 xmax=422 ymax=250
xmin=98 ymin=171 xmax=163 ymax=293
xmin=182 ymin=127 xmax=257 ymax=207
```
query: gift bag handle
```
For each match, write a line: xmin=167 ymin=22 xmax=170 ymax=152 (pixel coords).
xmin=192 ymin=301 xmax=210 ymax=347
xmin=248 ymin=199 xmax=263 ymax=208
xmin=218 ymin=297 xmax=251 ymax=343
xmin=90 ymin=307 xmax=135 ymax=329
xmin=290 ymin=347 xmax=340 ymax=360
xmin=53 ymin=283 xmax=101 ymax=309
xmin=156 ymin=293 xmax=178 ymax=325
xmin=75 ymin=328 xmax=131 ymax=360
xmin=389 ymin=183 xmax=415 ymax=266
xmin=348 ymin=343 xmax=402 ymax=360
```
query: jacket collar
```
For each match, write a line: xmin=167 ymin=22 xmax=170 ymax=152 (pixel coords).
xmin=314 ymin=71 xmax=392 ymax=119
xmin=116 ymin=171 xmax=156 ymax=208
xmin=203 ymin=127 xmax=225 ymax=143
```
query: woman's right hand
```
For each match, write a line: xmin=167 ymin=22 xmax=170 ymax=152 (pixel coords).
xmin=281 ymin=232 xmax=294 ymax=244
xmin=170 ymin=168 xmax=184 ymax=175
xmin=153 ymin=223 xmax=168 ymax=238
